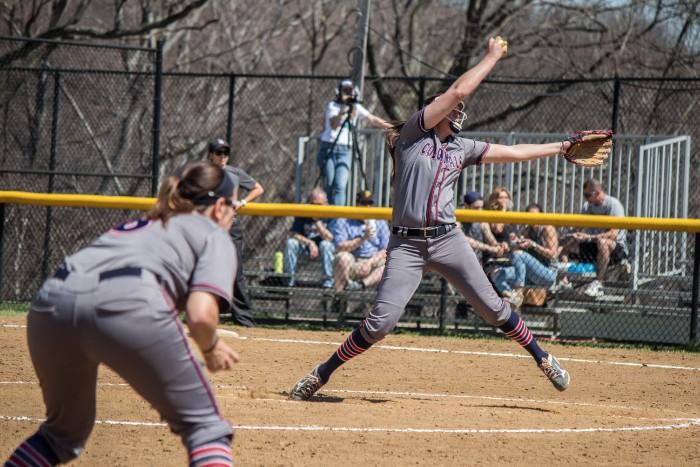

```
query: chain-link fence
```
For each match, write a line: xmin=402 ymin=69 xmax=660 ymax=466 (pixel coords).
xmin=1 ymin=37 xmax=699 ymax=345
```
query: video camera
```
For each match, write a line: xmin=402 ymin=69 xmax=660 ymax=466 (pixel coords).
xmin=336 ymin=79 xmax=362 ymax=107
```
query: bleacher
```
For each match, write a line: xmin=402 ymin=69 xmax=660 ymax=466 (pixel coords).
xmin=242 ymin=251 xmax=692 ymax=344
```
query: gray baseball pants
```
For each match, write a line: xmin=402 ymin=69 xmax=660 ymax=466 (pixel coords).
xmin=27 ymin=272 xmax=232 ymax=463
xmin=360 ymin=227 xmax=512 ymax=343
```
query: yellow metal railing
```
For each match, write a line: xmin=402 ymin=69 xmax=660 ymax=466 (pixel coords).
xmin=1 ymin=190 xmax=700 ymax=233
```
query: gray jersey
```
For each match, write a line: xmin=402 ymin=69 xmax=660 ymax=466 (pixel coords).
xmin=392 ymin=108 xmax=490 ymax=227
xmin=583 ymin=194 xmax=627 ymax=252
xmin=64 ymin=214 xmax=236 ymax=308
xmin=224 ymin=165 xmax=256 ymax=201
xmin=224 ymin=165 xmax=257 ymax=238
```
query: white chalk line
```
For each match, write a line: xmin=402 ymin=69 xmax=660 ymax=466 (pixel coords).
xmin=4 ymin=322 xmax=700 ymax=372
xmin=225 ymin=334 xmax=700 ymax=372
xmin=5 ymin=380 xmax=696 ymax=419
xmin=2 ymin=414 xmax=699 ymax=434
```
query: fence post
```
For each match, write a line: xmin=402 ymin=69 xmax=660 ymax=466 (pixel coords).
xmin=0 ymin=204 xmax=4 ymax=297
xmin=690 ymin=232 xmax=700 ymax=346
xmin=151 ymin=39 xmax=164 ymax=196
xmin=611 ymin=76 xmax=620 ymax=135
xmin=418 ymin=77 xmax=426 ymax=109
xmin=226 ymin=74 xmax=236 ymax=144
xmin=41 ymin=70 xmax=61 ymax=279
xmin=438 ymin=277 xmax=447 ymax=332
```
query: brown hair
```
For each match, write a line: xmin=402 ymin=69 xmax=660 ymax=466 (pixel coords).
xmin=147 ymin=161 xmax=226 ymax=224
xmin=486 ymin=186 xmax=512 ymax=211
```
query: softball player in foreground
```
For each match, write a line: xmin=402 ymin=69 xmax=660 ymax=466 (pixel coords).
xmin=291 ymin=37 xmax=574 ymax=401
xmin=6 ymin=162 xmax=240 ymax=467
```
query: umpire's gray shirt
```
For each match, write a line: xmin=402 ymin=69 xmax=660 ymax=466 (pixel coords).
xmin=392 ymin=108 xmax=490 ymax=227
xmin=64 ymin=214 xmax=236 ymax=309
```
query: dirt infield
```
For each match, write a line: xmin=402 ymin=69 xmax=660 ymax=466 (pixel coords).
xmin=2 ymin=316 xmax=700 ymax=466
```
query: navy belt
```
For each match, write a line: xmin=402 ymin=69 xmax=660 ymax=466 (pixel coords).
xmin=392 ymin=223 xmax=456 ymax=239
xmin=54 ymin=266 xmax=144 ymax=282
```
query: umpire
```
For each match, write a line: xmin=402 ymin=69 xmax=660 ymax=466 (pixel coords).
xmin=208 ymin=138 xmax=264 ymax=327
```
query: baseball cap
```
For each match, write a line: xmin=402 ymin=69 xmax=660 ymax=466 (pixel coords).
xmin=208 ymin=138 xmax=230 ymax=154
xmin=463 ymin=191 xmax=483 ymax=205
xmin=339 ymin=79 xmax=354 ymax=90
xmin=356 ymin=190 xmax=374 ymax=205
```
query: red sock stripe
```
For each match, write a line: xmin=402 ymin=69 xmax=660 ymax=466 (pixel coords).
xmin=505 ymin=319 xmax=524 ymax=337
xmin=336 ymin=335 xmax=367 ymax=362
xmin=7 ymin=455 xmax=28 ymax=467
xmin=505 ymin=318 xmax=534 ymax=347
xmin=345 ymin=334 xmax=366 ymax=354
xmin=190 ymin=443 xmax=232 ymax=467
xmin=337 ymin=342 xmax=359 ymax=361
xmin=19 ymin=442 xmax=50 ymax=467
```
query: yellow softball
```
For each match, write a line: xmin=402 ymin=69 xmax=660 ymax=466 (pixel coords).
xmin=495 ymin=36 xmax=508 ymax=54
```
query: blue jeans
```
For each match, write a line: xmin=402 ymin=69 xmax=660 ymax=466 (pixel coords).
xmin=317 ymin=140 xmax=352 ymax=206
xmin=493 ymin=251 xmax=556 ymax=293
xmin=284 ymin=238 xmax=335 ymax=288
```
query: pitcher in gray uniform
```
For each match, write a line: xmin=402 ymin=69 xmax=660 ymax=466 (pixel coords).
xmin=291 ymin=37 xmax=580 ymax=401
xmin=6 ymin=162 xmax=240 ymax=467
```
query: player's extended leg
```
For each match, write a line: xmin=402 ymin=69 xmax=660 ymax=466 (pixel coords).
xmin=290 ymin=238 xmax=426 ymax=400
xmin=427 ymin=229 xmax=569 ymax=391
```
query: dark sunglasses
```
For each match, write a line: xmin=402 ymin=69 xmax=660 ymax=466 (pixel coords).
xmin=214 ymin=150 xmax=230 ymax=156
xmin=583 ymin=190 xmax=597 ymax=199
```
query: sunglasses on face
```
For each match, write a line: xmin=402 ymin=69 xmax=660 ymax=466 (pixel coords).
xmin=214 ymin=150 xmax=229 ymax=156
xmin=584 ymin=190 xmax=597 ymax=199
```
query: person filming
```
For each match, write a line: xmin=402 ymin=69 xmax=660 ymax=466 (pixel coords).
xmin=316 ymin=79 xmax=390 ymax=206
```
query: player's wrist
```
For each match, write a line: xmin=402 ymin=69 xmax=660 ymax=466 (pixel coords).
xmin=202 ymin=335 xmax=220 ymax=355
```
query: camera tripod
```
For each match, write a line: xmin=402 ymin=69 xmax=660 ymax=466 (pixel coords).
xmin=314 ymin=102 xmax=371 ymax=203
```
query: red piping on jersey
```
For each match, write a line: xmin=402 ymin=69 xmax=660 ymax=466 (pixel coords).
xmin=426 ymin=160 xmax=443 ymax=226
xmin=434 ymin=167 xmax=448 ymax=226
xmin=418 ymin=108 xmax=429 ymax=133
xmin=475 ymin=142 xmax=491 ymax=165
xmin=172 ymin=316 xmax=222 ymax=417
xmin=191 ymin=283 xmax=232 ymax=306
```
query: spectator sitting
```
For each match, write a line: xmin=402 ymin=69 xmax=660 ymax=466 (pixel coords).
xmin=332 ymin=190 xmax=390 ymax=292
xmin=459 ymin=191 xmax=505 ymax=265
xmin=504 ymin=203 xmax=561 ymax=291
xmin=560 ymin=178 xmax=628 ymax=298
xmin=284 ymin=187 xmax=335 ymax=288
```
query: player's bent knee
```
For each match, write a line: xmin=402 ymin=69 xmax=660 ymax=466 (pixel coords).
xmin=362 ymin=300 xmax=403 ymax=343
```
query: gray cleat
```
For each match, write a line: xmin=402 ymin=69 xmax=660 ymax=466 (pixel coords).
xmin=289 ymin=366 xmax=325 ymax=401
xmin=538 ymin=354 xmax=570 ymax=391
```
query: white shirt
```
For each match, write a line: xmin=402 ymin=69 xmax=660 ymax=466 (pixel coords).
xmin=320 ymin=100 xmax=370 ymax=146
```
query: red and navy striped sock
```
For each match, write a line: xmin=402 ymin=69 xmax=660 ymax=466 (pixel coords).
xmin=5 ymin=431 xmax=60 ymax=466
xmin=499 ymin=312 xmax=547 ymax=362
xmin=317 ymin=324 xmax=373 ymax=383
xmin=189 ymin=437 xmax=233 ymax=467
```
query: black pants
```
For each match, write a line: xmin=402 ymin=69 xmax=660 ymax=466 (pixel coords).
xmin=229 ymin=224 xmax=256 ymax=327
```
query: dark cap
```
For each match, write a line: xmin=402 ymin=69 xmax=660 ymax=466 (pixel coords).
xmin=356 ymin=189 xmax=374 ymax=205
xmin=463 ymin=191 xmax=483 ymax=205
xmin=208 ymin=138 xmax=230 ymax=154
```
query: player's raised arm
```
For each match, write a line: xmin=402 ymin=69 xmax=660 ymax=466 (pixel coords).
xmin=422 ymin=37 xmax=508 ymax=130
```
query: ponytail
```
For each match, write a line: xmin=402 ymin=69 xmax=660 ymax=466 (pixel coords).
xmin=147 ymin=161 xmax=228 ymax=224
xmin=384 ymin=120 xmax=406 ymax=179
